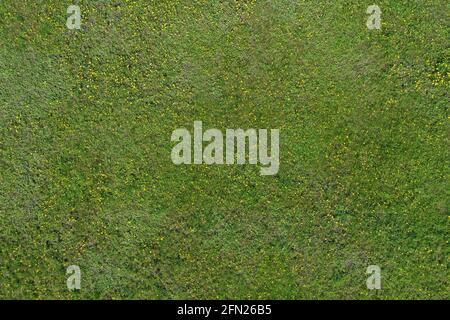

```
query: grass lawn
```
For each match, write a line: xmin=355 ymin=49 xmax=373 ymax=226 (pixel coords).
xmin=0 ymin=0 xmax=448 ymax=299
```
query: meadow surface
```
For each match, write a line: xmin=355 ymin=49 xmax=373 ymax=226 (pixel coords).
xmin=0 ymin=0 xmax=448 ymax=299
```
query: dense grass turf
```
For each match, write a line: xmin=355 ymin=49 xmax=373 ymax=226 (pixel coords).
xmin=0 ymin=0 xmax=448 ymax=299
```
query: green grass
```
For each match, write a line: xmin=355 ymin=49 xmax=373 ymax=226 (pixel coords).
xmin=0 ymin=0 xmax=448 ymax=299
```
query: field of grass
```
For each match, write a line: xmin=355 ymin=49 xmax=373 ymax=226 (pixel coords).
xmin=0 ymin=0 xmax=448 ymax=299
